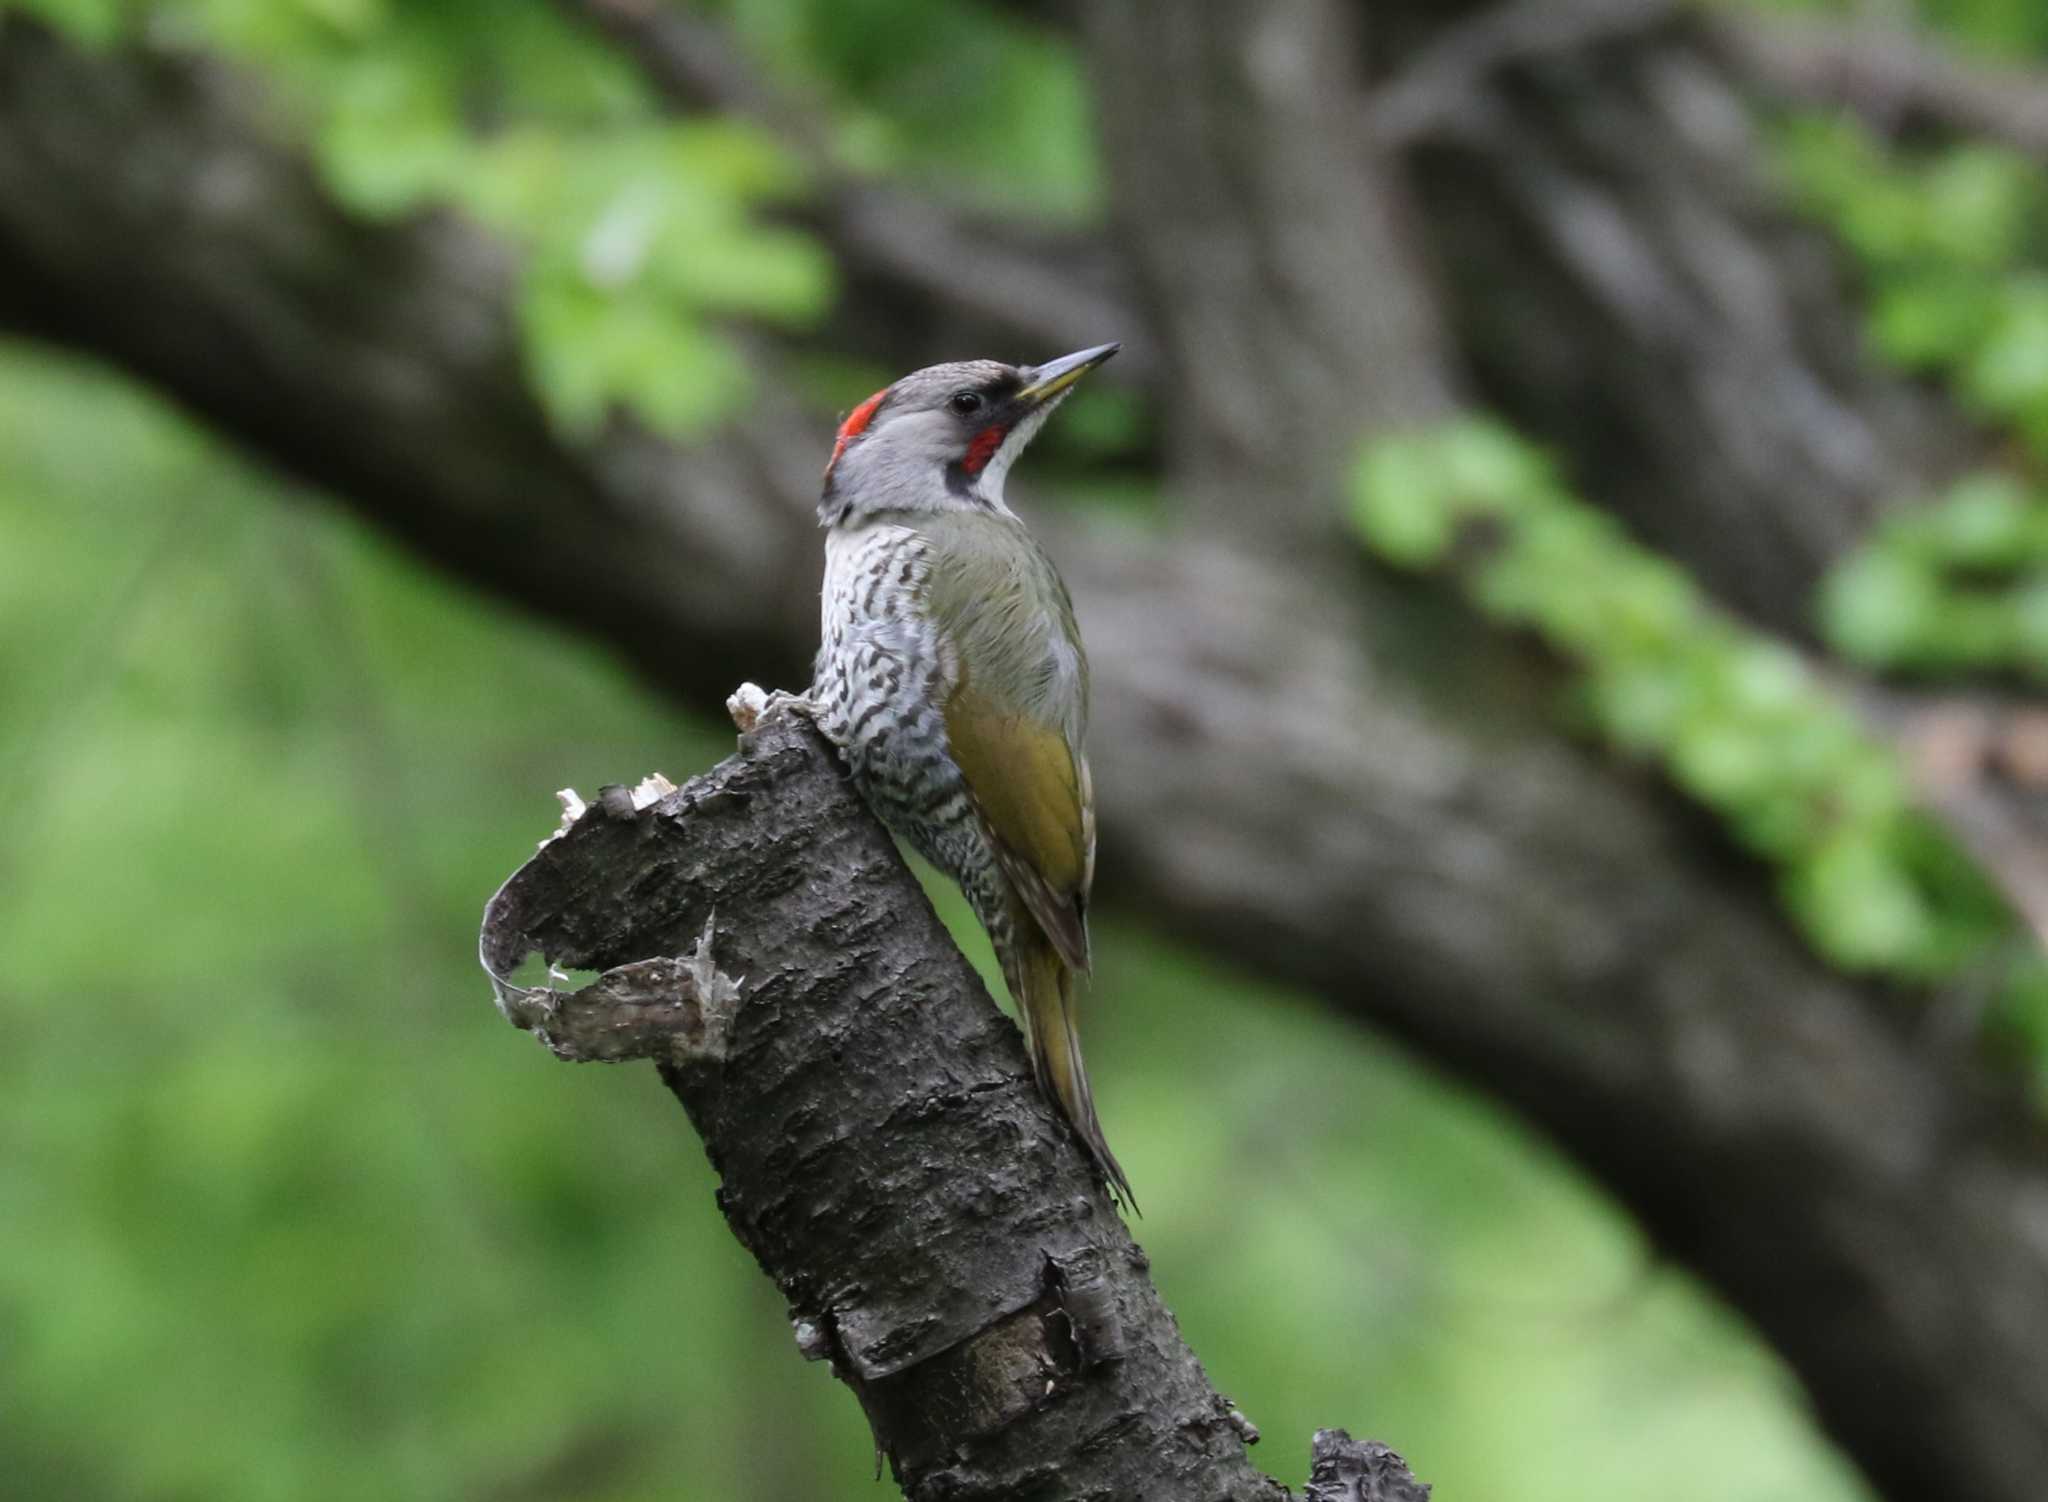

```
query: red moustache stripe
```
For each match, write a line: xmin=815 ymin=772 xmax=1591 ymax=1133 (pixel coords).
xmin=961 ymin=424 xmax=1008 ymax=475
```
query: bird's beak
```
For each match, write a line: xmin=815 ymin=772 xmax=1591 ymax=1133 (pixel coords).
xmin=1016 ymin=342 xmax=1120 ymax=406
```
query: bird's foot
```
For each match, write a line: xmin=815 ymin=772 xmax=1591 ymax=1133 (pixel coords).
xmin=727 ymin=682 xmax=824 ymax=734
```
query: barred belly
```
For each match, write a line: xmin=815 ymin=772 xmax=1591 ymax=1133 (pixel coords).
xmin=814 ymin=524 xmax=1017 ymax=959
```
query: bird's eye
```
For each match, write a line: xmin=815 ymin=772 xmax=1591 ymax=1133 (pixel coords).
xmin=947 ymin=391 xmax=985 ymax=417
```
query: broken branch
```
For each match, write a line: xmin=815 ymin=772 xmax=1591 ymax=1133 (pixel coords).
xmin=477 ymin=709 xmax=1426 ymax=1501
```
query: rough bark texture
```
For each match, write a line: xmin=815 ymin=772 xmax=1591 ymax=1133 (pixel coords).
xmin=1303 ymin=1431 xmax=1434 ymax=1502
xmin=6 ymin=12 xmax=2048 ymax=1502
xmin=478 ymin=715 xmax=1421 ymax=1501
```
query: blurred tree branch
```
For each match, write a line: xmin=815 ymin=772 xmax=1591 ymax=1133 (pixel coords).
xmin=1082 ymin=0 xmax=1459 ymax=538
xmin=554 ymin=0 xmax=1148 ymax=385
xmin=564 ymin=0 xmax=1974 ymax=630
xmin=1714 ymin=10 xmax=2048 ymax=161
xmin=479 ymin=713 xmax=1422 ymax=1500
xmin=1368 ymin=0 xmax=1973 ymax=634
xmin=4 ymin=11 xmax=2048 ymax=1502
xmin=998 ymin=0 xmax=2048 ymax=168
xmin=1363 ymin=0 xmax=1685 ymax=146
xmin=1358 ymin=0 xmax=2048 ymax=165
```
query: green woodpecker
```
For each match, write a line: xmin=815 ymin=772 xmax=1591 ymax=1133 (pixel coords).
xmin=810 ymin=343 xmax=1132 ymax=1208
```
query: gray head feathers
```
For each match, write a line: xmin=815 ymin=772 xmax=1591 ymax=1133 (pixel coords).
xmin=818 ymin=346 xmax=1117 ymax=528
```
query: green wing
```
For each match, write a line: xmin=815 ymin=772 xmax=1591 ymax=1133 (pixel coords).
xmin=945 ymin=677 xmax=1091 ymax=968
xmin=922 ymin=514 xmax=1094 ymax=972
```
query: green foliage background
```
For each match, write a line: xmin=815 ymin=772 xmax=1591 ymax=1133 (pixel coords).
xmin=0 ymin=346 xmax=1864 ymax=1501
xmin=8 ymin=0 xmax=2047 ymax=1498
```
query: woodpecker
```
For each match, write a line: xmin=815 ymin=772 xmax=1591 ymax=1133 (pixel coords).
xmin=810 ymin=343 xmax=1132 ymax=1208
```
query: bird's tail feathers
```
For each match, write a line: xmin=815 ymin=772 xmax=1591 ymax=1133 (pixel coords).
xmin=1016 ymin=926 xmax=1137 ymax=1213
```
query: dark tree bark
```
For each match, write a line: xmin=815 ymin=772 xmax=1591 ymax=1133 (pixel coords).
xmin=1083 ymin=0 xmax=1458 ymax=539
xmin=6 ymin=12 xmax=2048 ymax=1502
xmin=1078 ymin=15 xmax=2048 ymax=1502
xmin=1005 ymin=0 xmax=1992 ymax=628
xmin=478 ymin=713 xmax=1422 ymax=1501
xmin=1713 ymin=9 xmax=2048 ymax=162
xmin=1371 ymin=1 xmax=1977 ymax=635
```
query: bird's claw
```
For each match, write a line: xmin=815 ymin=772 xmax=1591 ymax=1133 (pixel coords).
xmin=727 ymin=682 xmax=822 ymax=734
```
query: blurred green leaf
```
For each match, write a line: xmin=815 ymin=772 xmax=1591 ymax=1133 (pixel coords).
xmin=1351 ymin=432 xmax=1462 ymax=566
xmin=1775 ymin=109 xmax=2048 ymax=461
xmin=1351 ymin=418 xmax=2024 ymax=990
xmin=1819 ymin=550 xmax=1942 ymax=665
xmin=0 ymin=323 xmax=1871 ymax=1502
xmin=1963 ymin=278 xmax=2048 ymax=432
xmin=1787 ymin=832 xmax=1939 ymax=972
xmin=1870 ymin=277 xmax=2000 ymax=369
xmin=131 ymin=0 xmax=830 ymax=440
xmin=10 ymin=0 xmax=128 ymax=44
xmin=1819 ymin=470 xmax=2048 ymax=679
xmin=717 ymin=0 xmax=1102 ymax=219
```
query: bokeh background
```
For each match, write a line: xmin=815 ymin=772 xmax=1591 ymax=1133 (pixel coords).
xmin=5 ymin=2 xmax=2048 ymax=1499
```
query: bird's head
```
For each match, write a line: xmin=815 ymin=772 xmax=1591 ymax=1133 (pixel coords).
xmin=818 ymin=343 xmax=1119 ymax=527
